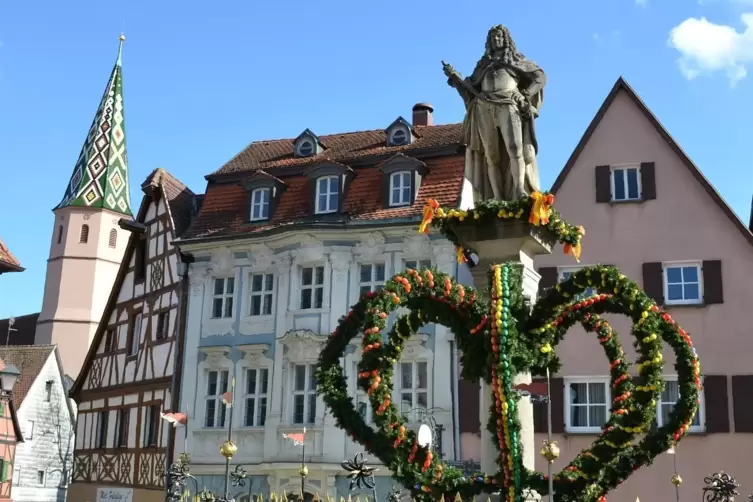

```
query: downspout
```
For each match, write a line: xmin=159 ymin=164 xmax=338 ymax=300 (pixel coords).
xmin=166 ymin=253 xmax=193 ymax=488
xmin=451 ymin=260 xmax=461 ymax=460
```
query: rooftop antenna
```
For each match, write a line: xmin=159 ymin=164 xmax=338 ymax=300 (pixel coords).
xmin=5 ymin=317 xmax=16 ymax=348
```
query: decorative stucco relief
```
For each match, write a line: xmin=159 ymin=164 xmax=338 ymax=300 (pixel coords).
xmin=279 ymin=329 xmax=328 ymax=361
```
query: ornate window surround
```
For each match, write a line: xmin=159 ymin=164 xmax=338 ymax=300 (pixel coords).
xmin=288 ymin=242 xmax=330 ymax=315
xmin=198 ymin=346 xmax=233 ymax=429
xmin=237 ymin=344 xmax=273 ymax=430
xmin=278 ymin=330 xmax=327 ymax=427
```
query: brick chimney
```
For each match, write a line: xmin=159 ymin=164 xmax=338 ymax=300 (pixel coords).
xmin=412 ymin=103 xmax=434 ymax=127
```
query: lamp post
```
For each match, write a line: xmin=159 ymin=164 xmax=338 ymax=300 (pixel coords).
xmin=0 ymin=363 xmax=20 ymax=396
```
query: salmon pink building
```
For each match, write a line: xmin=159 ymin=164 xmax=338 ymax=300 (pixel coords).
xmin=458 ymin=77 xmax=753 ymax=502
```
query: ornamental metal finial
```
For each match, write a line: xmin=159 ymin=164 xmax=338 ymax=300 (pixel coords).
xmin=703 ymin=472 xmax=740 ymax=502
xmin=341 ymin=452 xmax=378 ymax=490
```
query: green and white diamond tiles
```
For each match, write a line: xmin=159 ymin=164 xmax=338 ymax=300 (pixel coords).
xmin=55 ymin=42 xmax=132 ymax=216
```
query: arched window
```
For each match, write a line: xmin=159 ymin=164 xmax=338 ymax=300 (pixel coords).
xmin=108 ymin=229 xmax=117 ymax=248
xmin=57 ymin=226 xmax=64 ymax=244
xmin=79 ymin=224 xmax=89 ymax=244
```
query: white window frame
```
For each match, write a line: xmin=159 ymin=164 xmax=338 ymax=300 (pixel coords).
xmin=243 ymin=367 xmax=269 ymax=427
xmin=395 ymin=360 xmax=430 ymax=424
xmin=204 ymin=369 xmax=230 ymax=428
xmin=297 ymin=139 xmax=315 ymax=157
xmin=36 ymin=469 xmax=46 ymax=487
xmin=248 ymin=272 xmax=275 ymax=317
xmin=389 ymin=127 xmax=409 ymax=146
xmin=389 ymin=171 xmax=413 ymax=206
xmin=129 ymin=313 xmax=142 ymax=356
xmin=299 ymin=265 xmax=325 ymax=310
xmin=558 ymin=266 xmax=596 ymax=299
xmin=404 ymin=258 xmax=432 ymax=271
xmin=610 ymin=164 xmax=642 ymax=202
xmin=359 ymin=262 xmax=386 ymax=296
xmin=564 ymin=377 xmax=611 ymax=433
xmin=353 ymin=362 xmax=372 ymax=424
xmin=250 ymin=188 xmax=270 ymax=221
xmin=291 ymin=363 xmax=317 ymax=425
xmin=662 ymin=261 xmax=703 ymax=306
xmin=211 ymin=276 xmax=236 ymax=319
xmin=315 ymin=175 xmax=339 ymax=214
xmin=26 ymin=420 xmax=34 ymax=440
xmin=656 ymin=375 xmax=705 ymax=433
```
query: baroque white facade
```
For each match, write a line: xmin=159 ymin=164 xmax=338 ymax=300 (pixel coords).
xmin=178 ymin=228 xmax=462 ymax=500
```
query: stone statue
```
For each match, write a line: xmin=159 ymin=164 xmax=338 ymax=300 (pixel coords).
xmin=443 ymin=25 xmax=546 ymax=201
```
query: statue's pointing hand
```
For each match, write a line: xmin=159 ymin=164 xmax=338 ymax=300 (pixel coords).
xmin=441 ymin=60 xmax=459 ymax=80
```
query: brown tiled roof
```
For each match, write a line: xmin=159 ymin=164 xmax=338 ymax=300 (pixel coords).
xmin=0 ymin=345 xmax=55 ymax=406
xmin=211 ymin=123 xmax=462 ymax=176
xmin=0 ymin=314 xmax=39 ymax=346
xmin=142 ymin=168 xmax=200 ymax=238
xmin=183 ymin=124 xmax=464 ymax=241
xmin=0 ymin=236 xmax=22 ymax=273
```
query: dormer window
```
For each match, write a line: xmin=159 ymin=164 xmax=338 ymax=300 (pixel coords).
xmin=316 ymin=176 xmax=339 ymax=214
xmin=385 ymin=117 xmax=415 ymax=147
xmin=294 ymin=129 xmax=323 ymax=158
xmin=390 ymin=128 xmax=408 ymax=146
xmin=250 ymin=188 xmax=270 ymax=221
xmin=305 ymin=161 xmax=354 ymax=216
xmin=378 ymin=153 xmax=428 ymax=208
xmin=298 ymin=140 xmax=314 ymax=157
xmin=241 ymin=171 xmax=287 ymax=223
xmin=390 ymin=171 xmax=412 ymax=206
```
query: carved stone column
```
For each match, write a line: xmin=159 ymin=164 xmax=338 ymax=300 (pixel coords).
xmin=452 ymin=220 xmax=554 ymax=486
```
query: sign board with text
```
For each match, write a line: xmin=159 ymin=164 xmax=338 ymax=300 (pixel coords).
xmin=96 ymin=487 xmax=133 ymax=502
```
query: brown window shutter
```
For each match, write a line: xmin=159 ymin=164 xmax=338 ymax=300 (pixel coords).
xmin=703 ymin=260 xmax=724 ymax=305
xmin=642 ymin=262 xmax=664 ymax=305
xmin=703 ymin=375 xmax=730 ymax=433
xmin=532 ymin=377 xmax=547 ymax=433
xmin=550 ymin=377 xmax=565 ymax=434
xmin=381 ymin=173 xmax=392 ymax=208
xmin=732 ymin=375 xmax=753 ymax=433
xmin=595 ymin=165 xmax=611 ymax=203
xmin=640 ymin=162 xmax=656 ymax=200
xmin=458 ymin=379 xmax=480 ymax=434
xmin=538 ymin=267 xmax=559 ymax=296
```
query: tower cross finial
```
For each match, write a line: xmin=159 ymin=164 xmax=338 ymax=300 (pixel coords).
xmin=117 ymin=33 xmax=125 ymax=66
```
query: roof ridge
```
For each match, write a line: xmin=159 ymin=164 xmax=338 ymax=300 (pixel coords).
xmin=250 ymin=122 xmax=462 ymax=145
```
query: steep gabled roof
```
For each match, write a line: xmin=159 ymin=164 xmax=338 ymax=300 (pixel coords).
xmin=0 ymin=236 xmax=23 ymax=273
xmin=0 ymin=345 xmax=55 ymax=406
xmin=70 ymin=169 xmax=197 ymax=400
xmin=550 ymin=76 xmax=753 ymax=248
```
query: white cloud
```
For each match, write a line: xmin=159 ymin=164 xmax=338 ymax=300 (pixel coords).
xmin=669 ymin=14 xmax=753 ymax=85
xmin=636 ymin=0 xmax=649 ymax=7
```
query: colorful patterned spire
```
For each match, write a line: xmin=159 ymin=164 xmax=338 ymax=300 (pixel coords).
xmin=55 ymin=35 xmax=132 ymax=216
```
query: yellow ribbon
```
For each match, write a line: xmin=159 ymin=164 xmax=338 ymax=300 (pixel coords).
xmin=528 ymin=191 xmax=554 ymax=226
xmin=456 ymin=247 xmax=467 ymax=264
xmin=418 ymin=199 xmax=440 ymax=234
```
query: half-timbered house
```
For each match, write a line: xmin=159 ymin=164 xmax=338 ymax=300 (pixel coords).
xmin=68 ymin=168 xmax=199 ymax=502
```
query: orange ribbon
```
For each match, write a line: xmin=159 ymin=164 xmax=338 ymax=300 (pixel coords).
xmin=418 ymin=199 xmax=440 ymax=234
xmin=528 ymin=191 xmax=554 ymax=226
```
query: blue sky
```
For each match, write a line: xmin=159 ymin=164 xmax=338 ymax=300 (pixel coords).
xmin=1 ymin=0 xmax=752 ymax=318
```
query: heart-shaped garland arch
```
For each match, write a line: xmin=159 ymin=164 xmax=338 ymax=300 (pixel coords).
xmin=317 ymin=195 xmax=701 ymax=502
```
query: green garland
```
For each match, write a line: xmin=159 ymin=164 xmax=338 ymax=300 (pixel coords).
xmin=317 ymin=196 xmax=701 ymax=502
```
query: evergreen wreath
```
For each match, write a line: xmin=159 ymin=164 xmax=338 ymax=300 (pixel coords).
xmin=317 ymin=194 xmax=701 ymax=502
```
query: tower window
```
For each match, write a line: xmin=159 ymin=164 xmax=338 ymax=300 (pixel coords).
xmin=79 ymin=224 xmax=89 ymax=244
xmin=57 ymin=226 xmax=64 ymax=244
xmin=108 ymin=229 xmax=117 ymax=248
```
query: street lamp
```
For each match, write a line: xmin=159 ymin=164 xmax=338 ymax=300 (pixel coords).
xmin=0 ymin=363 xmax=20 ymax=396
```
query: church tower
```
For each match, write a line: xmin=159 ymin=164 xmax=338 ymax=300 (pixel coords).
xmin=36 ymin=36 xmax=133 ymax=379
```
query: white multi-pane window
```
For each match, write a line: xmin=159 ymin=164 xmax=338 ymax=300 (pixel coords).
xmin=657 ymin=378 xmax=703 ymax=431
xmin=397 ymin=361 xmax=428 ymax=423
xmin=359 ymin=263 xmax=386 ymax=295
xmin=390 ymin=171 xmax=412 ymax=206
xmin=204 ymin=370 xmax=229 ymax=428
xmin=249 ymin=273 xmax=274 ymax=316
xmin=292 ymin=364 xmax=317 ymax=425
xmin=558 ymin=267 xmax=596 ymax=299
xmin=250 ymin=188 xmax=270 ymax=221
xmin=663 ymin=263 xmax=702 ymax=305
xmin=243 ymin=368 xmax=269 ymax=427
xmin=353 ymin=362 xmax=372 ymax=424
xmin=300 ymin=266 xmax=324 ymax=309
xmin=129 ymin=314 xmax=142 ymax=356
xmin=404 ymin=259 xmax=432 ymax=271
xmin=212 ymin=277 xmax=235 ymax=318
xmin=565 ymin=379 xmax=609 ymax=433
xmin=611 ymin=165 xmax=641 ymax=201
xmin=315 ymin=176 xmax=339 ymax=214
